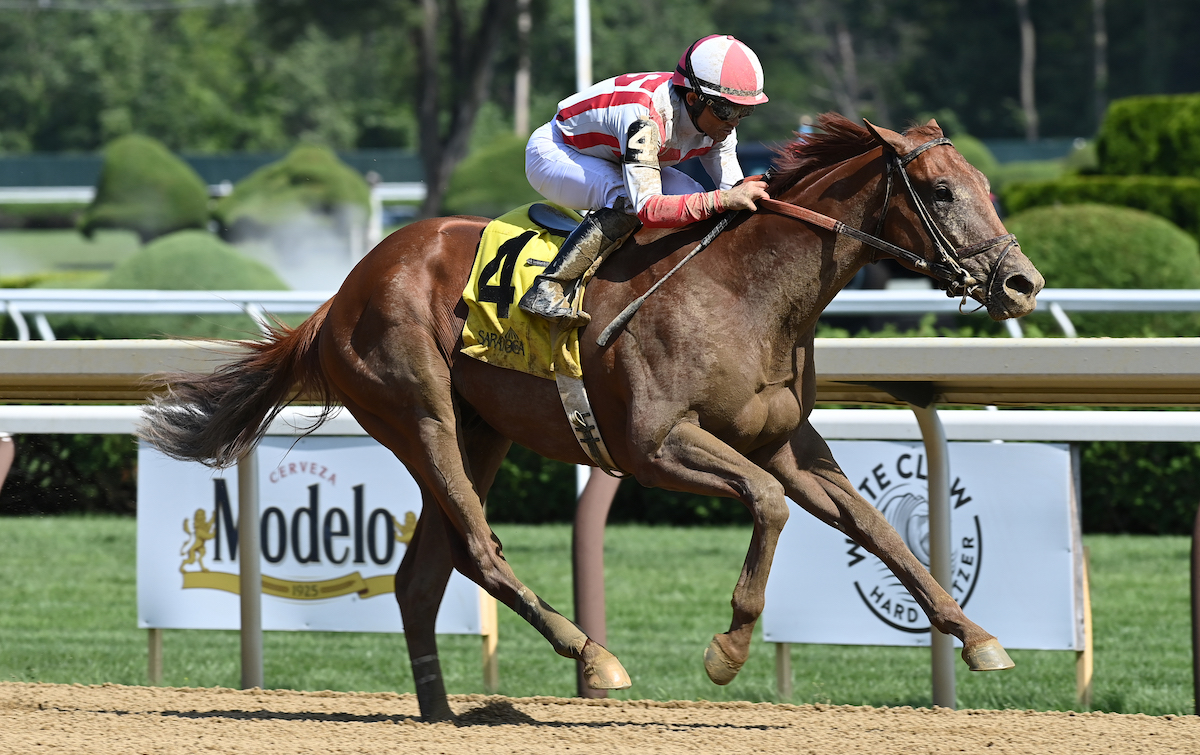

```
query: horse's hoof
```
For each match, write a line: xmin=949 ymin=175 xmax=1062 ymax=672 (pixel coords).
xmin=419 ymin=703 xmax=456 ymax=723
xmin=703 ymin=635 xmax=744 ymax=686
xmin=962 ymin=638 xmax=1015 ymax=671
xmin=581 ymin=644 xmax=632 ymax=690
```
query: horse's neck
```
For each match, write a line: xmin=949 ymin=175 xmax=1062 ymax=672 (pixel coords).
xmin=754 ymin=150 xmax=887 ymax=331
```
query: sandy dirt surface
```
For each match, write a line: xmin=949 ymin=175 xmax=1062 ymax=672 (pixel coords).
xmin=2 ymin=682 xmax=1198 ymax=755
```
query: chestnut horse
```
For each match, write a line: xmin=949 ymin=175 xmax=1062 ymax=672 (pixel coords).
xmin=140 ymin=115 xmax=1044 ymax=721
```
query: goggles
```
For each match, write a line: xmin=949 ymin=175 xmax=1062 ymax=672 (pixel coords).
xmin=700 ymin=95 xmax=755 ymax=123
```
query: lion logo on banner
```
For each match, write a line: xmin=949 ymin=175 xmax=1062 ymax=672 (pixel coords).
xmin=180 ymin=508 xmax=216 ymax=573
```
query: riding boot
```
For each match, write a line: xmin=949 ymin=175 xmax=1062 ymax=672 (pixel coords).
xmin=518 ymin=206 xmax=640 ymax=326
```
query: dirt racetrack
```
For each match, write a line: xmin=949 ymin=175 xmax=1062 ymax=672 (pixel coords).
xmin=4 ymin=683 xmax=1200 ymax=754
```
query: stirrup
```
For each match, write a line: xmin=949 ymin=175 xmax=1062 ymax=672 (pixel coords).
xmin=519 ymin=279 xmax=591 ymax=326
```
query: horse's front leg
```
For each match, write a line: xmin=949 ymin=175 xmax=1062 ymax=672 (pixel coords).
xmin=761 ymin=422 xmax=1014 ymax=671
xmin=633 ymin=421 xmax=790 ymax=685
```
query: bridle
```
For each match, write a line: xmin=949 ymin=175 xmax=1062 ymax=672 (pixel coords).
xmin=759 ymin=136 xmax=1019 ymax=306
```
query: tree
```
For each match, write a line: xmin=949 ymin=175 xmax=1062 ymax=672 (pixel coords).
xmin=0 ymin=5 xmax=409 ymax=153
xmin=258 ymin=0 xmax=516 ymax=217
xmin=1015 ymin=0 xmax=1039 ymax=141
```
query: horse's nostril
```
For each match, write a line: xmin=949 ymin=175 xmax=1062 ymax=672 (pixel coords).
xmin=1004 ymin=275 xmax=1035 ymax=297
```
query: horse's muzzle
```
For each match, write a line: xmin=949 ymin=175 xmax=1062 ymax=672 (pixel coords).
xmin=984 ymin=248 xmax=1044 ymax=321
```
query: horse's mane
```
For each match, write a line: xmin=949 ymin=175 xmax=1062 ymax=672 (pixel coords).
xmin=768 ymin=113 xmax=942 ymax=195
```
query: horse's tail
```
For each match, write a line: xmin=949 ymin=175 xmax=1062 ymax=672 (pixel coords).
xmin=138 ymin=298 xmax=337 ymax=469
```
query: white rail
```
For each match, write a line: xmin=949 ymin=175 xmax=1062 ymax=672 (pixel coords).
xmin=0 ymin=182 xmax=425 ymax=205
xmin=0 ymin=182 xmax=425 ymax=253
xmin=4 ymin=404 xmax=1200 ymax=442
xmin=3 ymin=287 xmax=1198 ymax=341
xmin=0 ymin=289 xmax=330 ymax=341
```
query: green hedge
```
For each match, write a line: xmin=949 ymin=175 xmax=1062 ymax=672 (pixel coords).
xmin=443 ymin=133 xmax=544 ymax=218
xmin=49 ymin=230 xmax=288 ymax=340
xmin=79 ymin=134 xmax=210 ymax=243
xmin=0 ymin=435 xmax=136 ymax=516
xmin=949 ymin=134 xmax=999 ymax=179
xmin=1004 ymin=203 xmax=1200 ymax=337
xmin=214 ymin=145 xmax=369 ymax=238
xmin=483 ymin=445 xmax=752 ymax=525
xmin=1081 ymin=440 xmax=1200 ymax=534
xmin=1097 ymin=94 xmax=1200 ymax=178
xmin=1002 ymin=175 xmax=1200 ymax=238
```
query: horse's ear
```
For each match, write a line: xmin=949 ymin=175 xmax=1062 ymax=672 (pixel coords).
xmin=862 ymin=118 xmax=906 ymax=155
xmin=925 ymin=118 xmax=945 ymax=136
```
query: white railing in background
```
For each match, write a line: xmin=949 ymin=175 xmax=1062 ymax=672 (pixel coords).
xmin=7 ymin=404 xmax=1200 ymax=443
xmin=0 ymin=182 xmax=427 ymax=254
xmin=817 ymin=288 xmax=1200 ymax=338
xmin=0 ymin=289 xmax=331 ymax=341
xmin=3 ymin=288 xmax=1199 ymax=341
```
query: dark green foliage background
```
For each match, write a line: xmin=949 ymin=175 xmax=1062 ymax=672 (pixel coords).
xmin=1001 ymin=175 xmax=1200 ymax=240
xmin=1096 ymin=94 xmax=1200 ymax=177
xmin=481 ymin=445 xmax=753 ymax=526
xmin=1081 ymin=441 xmax=1200 ymax=534
xmin=9 ymin=432 xmax=1200 ymax=534
xmin=1 ymin=435 xmax=136 ymax=516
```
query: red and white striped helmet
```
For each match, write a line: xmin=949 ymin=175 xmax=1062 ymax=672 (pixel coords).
xmin=671 ymin=35 xmax=768 ymax=106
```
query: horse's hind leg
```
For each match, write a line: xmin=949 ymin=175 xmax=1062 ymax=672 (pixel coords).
xmin=764 ymin=422 xmax=1014 ymax=671
xmin=339 ymin=377 xmax=628 ymax=714
xmin=394 ymin=489 xmax=457 ymax=721
xmin=434 ymin=401 xmax=632 ymax=692
xmin=393 ymin=405 xmax=512 ymax=720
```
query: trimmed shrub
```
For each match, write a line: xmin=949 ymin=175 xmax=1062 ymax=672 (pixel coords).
xmin=1097 ymin=94 xmax=1200 ymax=178
xmin=213 ymin=145 xmax=369 ymax=238
xmin=78 ymin=135 xmax=210 ymax=243
xmin=1002 ymin=175 xmax=1200 ymax=238
xmin=49 ymin=230 xmax=288 ymax=340
xmin=1005 ymin=203 xmax=1200 ymax=336
xmin=443 ymin=133 xmax=544 ymax=218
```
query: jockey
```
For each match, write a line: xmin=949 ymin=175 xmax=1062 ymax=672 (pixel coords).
xmin=520 ymin=34 xmax=771 ymax=325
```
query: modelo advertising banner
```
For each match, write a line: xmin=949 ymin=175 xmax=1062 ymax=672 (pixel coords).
xmin=763 ymin=441 xmax=1082 ymax=651
xmin=137 ymin=436 xmax=482 ymax=634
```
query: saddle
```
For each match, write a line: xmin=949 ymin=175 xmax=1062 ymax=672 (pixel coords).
xmin=460 ymin=202 xmax=586 ymax=380
xmin=460 ymin=202 xmax=625 ymax=475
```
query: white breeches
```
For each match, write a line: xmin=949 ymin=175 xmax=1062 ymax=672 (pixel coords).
xmin=525 ymin=121 xmax=705 ymax=212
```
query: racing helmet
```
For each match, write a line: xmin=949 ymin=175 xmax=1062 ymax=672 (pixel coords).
xmin=671 ymin=35 xmax=769 ymax=107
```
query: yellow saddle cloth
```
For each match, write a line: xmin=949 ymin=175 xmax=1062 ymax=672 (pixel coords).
xmin=460 ymin=202 xmax=585 ymax=380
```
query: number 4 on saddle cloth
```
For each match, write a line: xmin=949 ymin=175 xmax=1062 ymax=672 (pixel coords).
xmin=461 ymin=202 xmax=588 ymax=381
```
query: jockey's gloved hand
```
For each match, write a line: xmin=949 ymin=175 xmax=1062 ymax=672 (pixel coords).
xmin=720 ymin=180 xmax=770 ymax=212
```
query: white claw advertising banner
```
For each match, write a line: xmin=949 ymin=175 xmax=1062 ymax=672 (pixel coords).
xmin=763 ymin=441 xmax=1082 ymax=651
xmin=137 ymin=436 xmax=482 ymax=635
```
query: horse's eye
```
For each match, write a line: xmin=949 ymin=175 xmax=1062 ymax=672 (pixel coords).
xmin=933 ymin=185 xmax=953 ymax=203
